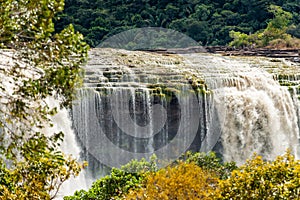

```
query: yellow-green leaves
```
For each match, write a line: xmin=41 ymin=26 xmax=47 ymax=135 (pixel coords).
xmin=0 ymin=153 xmax=86 ymax=200
xmin=125 ymin=162 xmax=218 ymax=200
xmin=0 ymin=0 xmax=89 ymax=199
xmin=215 ymin=150 xmax=300 ymax=199
xmin=66 ymin=150 xmax=300 ymax=200
xmin=229 ymin=5 xmax=300 ymax=48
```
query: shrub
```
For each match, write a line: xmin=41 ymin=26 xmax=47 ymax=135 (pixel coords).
xmin=64 ymin=168 xmax=143 ymax=200
xmin=215 ymin=150 xmax=300 ymax=199
xmin=228 ymin=5 xmax=300 ymax=48
xmin=183 ymin=151 xmax=237 ymax=179
xmin=125 ymin=162 xmax=218 ymax=200
xmin=229 ymin=31 xmax=251 ymax=48
xmin=64 ymin=157 xmax=157 ymax=200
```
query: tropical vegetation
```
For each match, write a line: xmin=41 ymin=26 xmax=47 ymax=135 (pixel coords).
xmin=66 ymin=151 xmax=300 ymax=200
xmin=229 ymin=5 xmax=300 ymax=48
xmin=55 ymin=0 xmax=300 ymax=47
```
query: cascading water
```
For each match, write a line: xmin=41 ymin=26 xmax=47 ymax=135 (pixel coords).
xmin=41 ymin=97 xmax=89 ymax=198
xmin=71 ymin=48 xmax=300 ymax=181
xmin=183 ymin=54 xmax=299 ymax=164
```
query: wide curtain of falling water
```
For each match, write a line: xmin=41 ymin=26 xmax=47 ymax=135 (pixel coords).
xmin=71 ymin=86 xmax=206 ymax=177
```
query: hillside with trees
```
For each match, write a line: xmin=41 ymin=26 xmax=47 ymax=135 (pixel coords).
xmin=55 ymin=0 xmax=300 ymax=47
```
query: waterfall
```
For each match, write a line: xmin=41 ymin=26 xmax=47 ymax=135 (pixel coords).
xmin=70 ymin=48 xmax=300 ymax=181
xmin=41 ymin=97 xmax=89 ymax=199
xmin=213 ymin=72 xmax=299 ymax=164
xmin=184 ymin=54 xmax=299 ymax=164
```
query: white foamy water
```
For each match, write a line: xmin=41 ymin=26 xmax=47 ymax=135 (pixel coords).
xmin=42 ymin=97 xmax=89 ymax=199
xmin=183 ymin=54 xmax=299 ymax=164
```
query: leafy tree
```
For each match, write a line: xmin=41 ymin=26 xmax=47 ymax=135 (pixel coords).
xmin=125 ymin=162 xmax=218 ymax=200
xmin=261 ymin=5 xmax=293 ymax=45
xmin=229 ymin=30 xmax=255 ymax=47
xmin=66 ymin=150 xmax=300 ymax=199
xmin=66 ymin=152 xmax=236 ymax=200
xmin=64 ymin=156 xmax=157 ymax=200
xmin=64 ymin=168 xmax=143 ymax=200
xmin=215 ymin=150 xmax=300 ymax=199
xmin=0 ymin=0 xmax=89 ymax=199
xmin=229 ymin=5 xmax=300 ymax=48
xmin=183 ymin=151 xmax=237 ymax=179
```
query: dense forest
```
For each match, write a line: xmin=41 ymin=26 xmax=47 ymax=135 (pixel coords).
xmin=55 ymin=0 xmax=300 ymax=47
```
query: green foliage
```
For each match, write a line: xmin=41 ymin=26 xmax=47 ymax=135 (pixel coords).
xmin=215 ymin=150 xmax=300 ymax=199
xmin=56 ymin=0 xmax=300 ymax=47
xmin=267 ymin=5 xmax=292 ymax=30
xmin=68 ymin=151 xmax=300 ymax=200
xmin=183 ymin=151 xmax=237 ymax=179
xmin=229 ymin=4 xmax=300 ymax=48
xmin=64 ymin=157 xmax=157 ymax=200
xmin=0 ymin=141 xmax=86 ymax=200
xmin=65 ymin=152 xmax=237 ymax=199
xmin=125 ymin=162 xmax=218 ymax=200
xmin=228 ymin=31 xmax=253 ymax=47
xmin=64 ymin=168 xmax=143 ymax=200
xmin=261 ymin=5 xmax=293 ymax=46
xmin=120 ymin=155 xmax=158 ymax=173
xmin=0 ymin=0 xmax=89 ymax=199
xmin=0 ymin=0 xmax=89 ymax=158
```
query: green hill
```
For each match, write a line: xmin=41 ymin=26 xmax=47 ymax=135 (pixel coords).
xmin=55 ymin=0 xmax=300 ymax=47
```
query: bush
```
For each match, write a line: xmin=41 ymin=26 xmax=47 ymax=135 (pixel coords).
xmin=228 ymin=5 xmax=300 ymax=48
xmin=125 ymin=162 xmax=218 ymax=200
xmin=228 ymin=31 xmax=251 ymax=47
xmin=183 ymin=151 xmax=237 ymax=179
xmin=65 ymin=150 xmax=300 ymax=200
xmin=64 ymin=168 xmax=143 ymax=200
xmin=267 ymin=35 xmax=300 ymax=48
xmin=215 ymin=150 xmax=300 ymax=199
xmin=64 ymin=157 xmax=157 ymax=200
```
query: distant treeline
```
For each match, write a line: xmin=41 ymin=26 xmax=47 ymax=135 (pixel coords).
xmin=55 ymin=0 xmax=300 ymax=47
